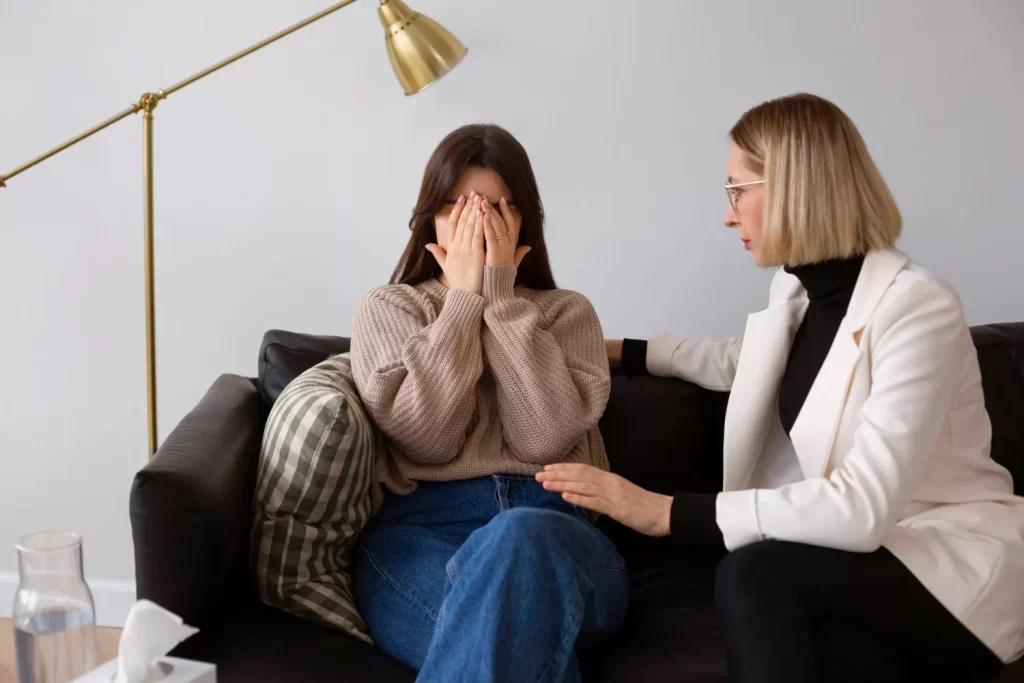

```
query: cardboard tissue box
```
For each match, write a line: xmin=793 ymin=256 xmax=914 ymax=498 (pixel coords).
xmin=72 ymin=657 xmax=216 ymax=683
xmin=72 ymin=600 xmax=216 ymax=683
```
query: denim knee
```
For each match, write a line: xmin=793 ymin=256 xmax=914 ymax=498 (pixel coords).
xmin=489 ymin=507 xmax=569 ymax=542
xmin=446 ymin=508 xmax=575 ymax=579
xmin=494 ymin=507 xmax=595 ymax=557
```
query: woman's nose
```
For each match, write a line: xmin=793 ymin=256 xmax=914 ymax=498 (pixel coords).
xmin=724 ymin=205 xmax=739 ymax=228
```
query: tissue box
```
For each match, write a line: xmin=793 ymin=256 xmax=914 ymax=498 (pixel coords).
xmin=71 ymin=657 xmax=217 ymax=683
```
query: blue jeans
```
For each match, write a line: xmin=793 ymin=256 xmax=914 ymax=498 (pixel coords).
xmin=354 ymin=475 xmax=629 ymax=683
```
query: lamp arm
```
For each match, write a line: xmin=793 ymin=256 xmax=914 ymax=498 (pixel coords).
xmin=162 ymin=0 xmax=360 ymax=98
xmin=0 ymin=0 xmax=360 ymax=188
xmin=1 ymin=105 xmax=139 ymax=187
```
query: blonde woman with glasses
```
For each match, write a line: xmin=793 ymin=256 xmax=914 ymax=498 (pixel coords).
xmin=538 ymin=93 xmax=1024 ymax=681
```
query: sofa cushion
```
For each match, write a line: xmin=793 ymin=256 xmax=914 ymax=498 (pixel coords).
xmin=173 ymin=551 xmax=730 ymax=683
xmin=173 ymin=601 xmax=414 ymax=683
xmin=596 ymin=372 xmax=728 ymax=556
xmin=252 ymin=354 xmax=379 ymax=643
xmin=580 ymin=546 xmax=728 ymax=682
xmin=600 ymin=372 xmax=728 ymax=497
xmin=258 ymin=330 xmax=350 ymax=406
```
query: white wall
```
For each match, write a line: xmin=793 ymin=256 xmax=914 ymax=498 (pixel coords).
xmin=2 ymin=0 xmax=1022 ymax=622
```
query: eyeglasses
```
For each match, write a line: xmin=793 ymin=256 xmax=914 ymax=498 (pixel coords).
xmin=724 ymin=179 xmax=764 ymax=213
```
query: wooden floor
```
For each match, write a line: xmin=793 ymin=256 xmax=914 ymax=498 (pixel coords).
xmin=0 ymin=619 xmax=121 ymax=683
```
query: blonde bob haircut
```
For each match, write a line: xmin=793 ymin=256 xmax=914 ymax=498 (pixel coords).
xmin=730 ymin=93 xmax=902 ymax=267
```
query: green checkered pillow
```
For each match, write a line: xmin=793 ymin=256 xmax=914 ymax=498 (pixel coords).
xmin=252 ymin=353 xmax=379 ymax=643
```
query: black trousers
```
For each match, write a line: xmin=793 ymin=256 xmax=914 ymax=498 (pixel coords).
xmin=714 ymin=540 xmax=1004 ymax=683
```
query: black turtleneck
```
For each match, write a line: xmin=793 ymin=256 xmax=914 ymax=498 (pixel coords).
xmin=620 ymin=256 xmax=865 ymax=547
xmin=778 ymin=256 xmax=864 ymax=434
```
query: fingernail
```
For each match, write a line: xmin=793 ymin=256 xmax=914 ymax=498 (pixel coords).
xmin=500 ymin=198 xmax=507 ymax=206
xmin=457 ymin=195 xmax=465 ymax=204
xmin=474 ymin=195 xmax=480 ymax=203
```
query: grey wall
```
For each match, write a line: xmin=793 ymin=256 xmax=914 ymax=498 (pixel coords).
xmin=1 ymin=0 xmax=1022 ymax=590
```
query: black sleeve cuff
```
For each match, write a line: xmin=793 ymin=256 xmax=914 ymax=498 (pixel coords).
xmin=670 ymin=492 xmax=725 ymax=547
xmin=621 ymin=339 xmax=649 ymax=375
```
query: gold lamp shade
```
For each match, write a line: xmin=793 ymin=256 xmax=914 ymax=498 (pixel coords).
xmin=379 ymin=0 xmax=468 ymax=95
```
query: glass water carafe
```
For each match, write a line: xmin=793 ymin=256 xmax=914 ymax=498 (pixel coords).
xmin=13 ymin=532 xmax=99 ymax=683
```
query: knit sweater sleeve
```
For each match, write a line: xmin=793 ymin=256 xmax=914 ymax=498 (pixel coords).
xmin=350 ymin=285 xmax=485 ymax=464
xmin=480 ymin=265 xmax=611 ymax=464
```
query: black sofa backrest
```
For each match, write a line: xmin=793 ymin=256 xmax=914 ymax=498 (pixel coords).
xmin=258 ymin=323 xmax=1024 ymax=500
xmin=971 ymin=324 xmax=1024 ymax=493
xmin=258 ymin=330 xmax=352 ymax=406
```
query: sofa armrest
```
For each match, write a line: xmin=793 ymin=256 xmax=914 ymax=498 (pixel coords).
xmin=130 ymin=374 xmax=265 ymax=628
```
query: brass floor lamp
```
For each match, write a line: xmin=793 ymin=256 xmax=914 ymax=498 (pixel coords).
xmin=0 ymin=0 xmax=467 ymax=458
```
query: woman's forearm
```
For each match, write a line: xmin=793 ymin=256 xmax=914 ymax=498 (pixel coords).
xmin=482 ymin=266 xmax=609 ymax=463
xmin=670 ymin=492 xmax=726 ymax=547
xmin=607 ymin=338 xmax=652 ymax=374
xmin=351 ymin=287 xmax=485 ymax=463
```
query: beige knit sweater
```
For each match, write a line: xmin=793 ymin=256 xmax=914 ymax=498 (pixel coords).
xmin=351 ymin=264 xmax=610 ymax=508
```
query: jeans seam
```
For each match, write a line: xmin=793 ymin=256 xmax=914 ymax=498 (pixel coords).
xmin=445 ymin=553 xmax=461 ymax=585
xmin=536 ymin=597 xmax=583 ymax=683
xmin=360 ymin=545 xmax=439 ymax=624
xmin=493 ymin=475 xmax=508 ymax=512
xmin=437 ymin=555 xmax=462 ymax=638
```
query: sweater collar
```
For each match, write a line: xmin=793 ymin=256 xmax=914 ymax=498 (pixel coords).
xmin=419 ymin=278 xmax=448 ymax=298
xmin=784 ymin=256 xmax=865 ymax=302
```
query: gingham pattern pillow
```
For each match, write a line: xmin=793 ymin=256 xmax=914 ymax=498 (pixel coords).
xmin=252 ymin=353 xmax=378 ymax=643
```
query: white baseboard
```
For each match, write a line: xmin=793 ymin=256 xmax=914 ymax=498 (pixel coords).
xmin=0 ymin=571 xmax=135 ymax=628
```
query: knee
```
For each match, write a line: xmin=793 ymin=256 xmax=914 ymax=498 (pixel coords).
xmin=456 ymin=507 xmax=577 ymax=572
xmin=486 ymin=507 xmax=571 ymax=550
xmin=715 ymin=540 xmax=793 ymax=611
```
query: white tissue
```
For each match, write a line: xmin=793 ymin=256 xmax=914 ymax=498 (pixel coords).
xmin=114 ymin=600 xmax=199 ymax=683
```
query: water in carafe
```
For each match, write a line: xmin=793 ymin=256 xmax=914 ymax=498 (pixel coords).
xmin=14 ymin=608 xmax=98 ymax=683
xmin=13 ymin=532 xmax=100 ymax=683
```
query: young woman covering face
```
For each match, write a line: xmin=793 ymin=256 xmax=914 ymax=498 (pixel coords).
xmin=350 ymin=124 xmax=627 ymax=683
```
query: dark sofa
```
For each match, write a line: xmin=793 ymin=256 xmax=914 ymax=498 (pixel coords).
xmin=130 ymin=323 xmax=1024 ymax=682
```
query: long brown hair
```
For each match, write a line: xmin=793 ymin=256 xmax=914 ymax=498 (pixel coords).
xmin=390 ymin=123 xmax=556 ymax=289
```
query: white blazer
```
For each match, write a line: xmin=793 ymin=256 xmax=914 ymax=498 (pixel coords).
xmin=647 ymin=249 xmax=1024 ymax=663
